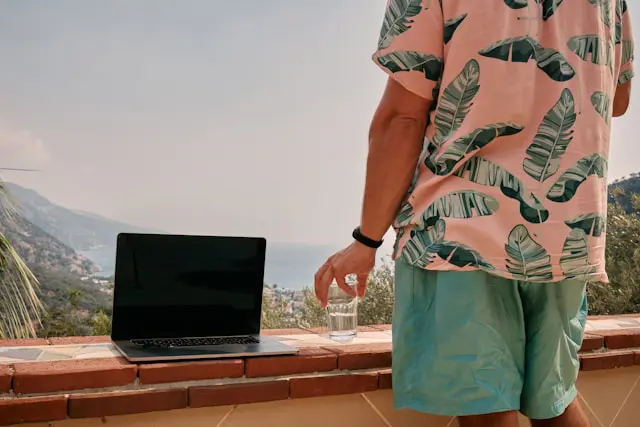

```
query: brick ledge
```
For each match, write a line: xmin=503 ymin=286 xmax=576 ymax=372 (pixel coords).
xmin=0 ymin=321 xmax=640 ymax=425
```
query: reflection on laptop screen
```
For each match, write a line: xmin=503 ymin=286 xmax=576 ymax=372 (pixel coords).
xmin=111 ymin=234 xmax=266 ymax=341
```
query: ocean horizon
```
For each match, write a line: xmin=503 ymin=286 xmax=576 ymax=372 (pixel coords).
xmin=81 ymin=241 xmax=393 ymax=291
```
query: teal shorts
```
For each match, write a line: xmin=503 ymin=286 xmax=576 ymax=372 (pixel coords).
xmin=392 ymin=260 xmax=587 ymax=420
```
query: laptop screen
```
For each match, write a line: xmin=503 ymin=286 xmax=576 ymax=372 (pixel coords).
xmin=111 ymin=233 xmax=266 ymax=341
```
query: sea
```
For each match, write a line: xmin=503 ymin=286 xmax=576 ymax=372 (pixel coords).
xmin=80 ymin=242 xmax=393 ymax=290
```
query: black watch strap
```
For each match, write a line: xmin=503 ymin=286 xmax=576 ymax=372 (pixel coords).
xmin=352 ymin=227 xmax=384 ymax=249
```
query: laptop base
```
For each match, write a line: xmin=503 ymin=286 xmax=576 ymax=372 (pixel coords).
xmin=113 ymin=335 xmax=298 ymax=363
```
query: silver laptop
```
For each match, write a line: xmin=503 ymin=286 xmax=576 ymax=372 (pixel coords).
xmin=111 ymin=233 xmax=297 ymax=362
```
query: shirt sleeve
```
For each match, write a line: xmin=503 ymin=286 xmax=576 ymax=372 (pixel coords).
xmin=617 ymin=0 xmax=635 ymax=86
xmin=372 ymin=0 xmax=445 ymax=101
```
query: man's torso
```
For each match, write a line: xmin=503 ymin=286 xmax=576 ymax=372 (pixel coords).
xmin=375 ymin=0 xmax=634 ymax=283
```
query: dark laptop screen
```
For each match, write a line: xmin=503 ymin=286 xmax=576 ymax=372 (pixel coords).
xmin=111 ymin=233 xmax=266 ymax=341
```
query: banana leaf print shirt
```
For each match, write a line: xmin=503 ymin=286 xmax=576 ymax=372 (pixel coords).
xmin=373 ymin=0 xmax=635 ymax=283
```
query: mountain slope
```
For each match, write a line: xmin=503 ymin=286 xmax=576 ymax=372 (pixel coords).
xmin=0 ymin=209 xmax=97 ymax=276
xmin=7 ymin=183 xmax=157 ymax=272
xmin=7 ymin=183 xmax=156 ymax=251
xmin=609 ymin=174 xmax=640 ymax=213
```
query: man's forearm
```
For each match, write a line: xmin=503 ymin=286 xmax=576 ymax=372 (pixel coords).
xmin=359 ymin=115 xmax=427 ymax=241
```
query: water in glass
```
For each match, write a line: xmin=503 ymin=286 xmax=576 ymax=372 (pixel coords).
xmin=326 ymin=280 xmax=357 ymax=342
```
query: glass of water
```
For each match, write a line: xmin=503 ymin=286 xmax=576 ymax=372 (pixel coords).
xmin=326 ymin=276 xmax=358 ymax=343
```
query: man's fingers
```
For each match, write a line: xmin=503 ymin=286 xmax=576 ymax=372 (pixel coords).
xmin=314 ymin=261 xmax=331 ymax=285
xmin=334 ymin=269 xmax=357 ymax=298
xmin=356 ymin=274 xmax=369 ymax=298
xmin=314 ymin=264 xmax=335 ymax=308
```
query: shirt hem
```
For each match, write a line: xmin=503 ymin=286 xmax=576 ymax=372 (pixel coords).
xmin=392 ymin=253 xmax=609 ymax=284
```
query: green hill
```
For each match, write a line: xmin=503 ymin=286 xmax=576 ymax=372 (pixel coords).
xmin=609 ymin=174 xmax=640 ymax=213
xmin=7 ymin=182 xmax=157 ymax=273
xmin=0 ymin=209 xmax=97 ymax=276
xmin=0 ymin=200 xmax=109 ymax=335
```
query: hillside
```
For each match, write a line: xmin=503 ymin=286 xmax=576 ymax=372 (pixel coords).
xmin=0 ymin=209 xmax=97 ymax=276
xmin=0 ymin=205 xmax=108 ymax=327
xmin=7 ymin=182 xmax=157 ymax=273
xmin=609 ymin=174 xmax=640 ymax=212
xmin=5 ymin=183 xmax=341 ymax=285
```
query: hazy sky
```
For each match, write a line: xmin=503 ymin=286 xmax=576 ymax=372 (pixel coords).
xmin=0 ymin=0 xmax=638 ymax=248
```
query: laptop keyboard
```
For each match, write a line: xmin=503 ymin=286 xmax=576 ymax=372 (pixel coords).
xmin=131 ymin=336 xmax=260 ymax=348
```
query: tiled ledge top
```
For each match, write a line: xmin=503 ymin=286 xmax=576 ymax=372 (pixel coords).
xmin=0 ymin=317 xmax=640 ymax=425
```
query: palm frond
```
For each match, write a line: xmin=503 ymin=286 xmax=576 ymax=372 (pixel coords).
xmin=0 ymin=179 xmax=43 ymax=339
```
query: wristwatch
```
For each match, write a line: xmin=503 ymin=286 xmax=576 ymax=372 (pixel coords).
xmin=352 ymin=227 xmax=384 ymax=249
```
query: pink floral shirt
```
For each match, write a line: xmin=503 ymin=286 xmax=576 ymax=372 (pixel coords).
xmin=373 ymin=0 xmax=635 ymax=282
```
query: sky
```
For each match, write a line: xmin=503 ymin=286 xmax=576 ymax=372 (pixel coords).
xmin=0 ymin=0 xmax=638 ymax=248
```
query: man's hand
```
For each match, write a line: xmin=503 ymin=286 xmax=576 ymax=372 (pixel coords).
xmin=314 ymin=242 xmax=376 ymax=307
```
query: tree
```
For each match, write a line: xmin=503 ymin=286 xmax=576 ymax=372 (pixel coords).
xmin=357 ymin=261 xmax=394 ymax=326
xmin=298 ymin=259 xmax=395 ymax=329
xmin=0 ymin=179 xmax=43 ymax=339
xmin=38 ymin=288 xmax=90 ymax=337
xmin=587 ymin=194 xmax=640 ymax=315
xmin=90 ymin=307 xmax=112 ymax=336
xmin=298 ymin=287 xmax=325 ymax=329
xmin=261 ymin=287 xmax=290 ymax=329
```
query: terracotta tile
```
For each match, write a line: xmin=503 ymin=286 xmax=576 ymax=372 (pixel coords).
xmin=580 ymin=334 xmax=604 ymax=352
xmin=138 ymin=359 xmax=243 ymax=384
xmin=245 ymin=348 xmax=336 ymax=378
xmin=577 ymin=366 xmax=640 ymax=427
xmin=364 ymin=390 xmax=453 ymax=427
xmin=0 ymin=338 xmax=49 ymax=348
xmin=372 ymin=324 xmax=392 ymax=331
xmin=577 ymin=394 xmax=606 ymax=427
xmin=323 ymin=343 xmax=392 ymax=370
xmin=222 ymin=394 xmax=389 ymax=427
xmin=48 ymin=407 xmax=235 ymax=427
xmin=611 ymin=375 xmax=640 ymax=427
xmin=580 ymin=351 xmax=636 ymax=371
xmin=48 ymin=336 xmax=111 ymax=345
xmin=189 ymin=380 xmax=289 ymax=408
xmin=12 ymin=357 xmax=137 ymax=394
xmin=0 ymin=396 xmax=67 ymax=426
xmin=590 ymin=329 xmax=640 ymax=350
xmin=68 ymin=389 xmax=187 ymax=419
xmin=290 ymin=372 xmax=378 ymax=399
xmin=261 ymin=328 xmax=309 ymax=336
xmin=0 ymin=365 xmax=11 ymax=393
xmin=378 ymin=369 xmax=392 ymax=390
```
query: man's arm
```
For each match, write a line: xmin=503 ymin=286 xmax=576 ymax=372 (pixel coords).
xmin=314 ymin=0 xmax=443 ymax=303
xmin=613 ymin=81 xmax=631 ymax=117
xmin=314 ymin=80 xmax=432 ymax=304
xmin=614 ymin=2 xmax=634 ymax=117
xmin=359 ymin=78 xmax=432 ymax=241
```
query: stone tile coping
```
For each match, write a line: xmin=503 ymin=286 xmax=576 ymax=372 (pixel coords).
xmin=1 ymin=316 xmax=639 ymax=365
xmin=0 ymin=318 xmax=639 ymax=425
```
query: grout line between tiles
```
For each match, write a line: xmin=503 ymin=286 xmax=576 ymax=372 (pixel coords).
xmin=607 ymin=372 xmax=640 ymax=427
xmin=216 ymin=405 xmax=237 ymax=427
xmin=578 ymin=392 xmax=605 ymax=427
xmin=361 ymin=393 xmax=393 ymax=427
xmin=445 ymin=416 xmax=457 ymax=427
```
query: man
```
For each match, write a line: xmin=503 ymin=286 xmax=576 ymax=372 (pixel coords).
xmin=315 ymin=1 xmax=634 ymax=426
